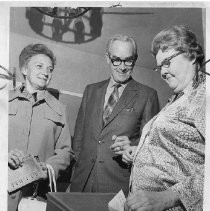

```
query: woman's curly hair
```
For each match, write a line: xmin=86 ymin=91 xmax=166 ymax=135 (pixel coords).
xmin=151 ymin=25 xmax=204 ymax=67
xmin=19 ymin=43 xmax=56 ymax=70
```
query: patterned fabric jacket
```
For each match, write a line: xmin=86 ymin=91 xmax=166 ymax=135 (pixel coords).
xmin=130 ymin=73 xmax=206 ymax=211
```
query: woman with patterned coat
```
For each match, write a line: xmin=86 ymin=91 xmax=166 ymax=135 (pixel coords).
xmin=123 ymin=25 xmax=206 ymax=211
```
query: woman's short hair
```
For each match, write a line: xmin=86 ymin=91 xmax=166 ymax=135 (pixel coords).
xmin=151 ymin=25 xmax=204 ymax=66
xmin=106 ymin=34 xmax=138 ymax=59
xmin=19 ymin=43 xmax=56 ymax=70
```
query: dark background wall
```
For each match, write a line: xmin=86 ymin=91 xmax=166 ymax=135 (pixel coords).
xmin=9 ymin=7 xmax=204 ymax=134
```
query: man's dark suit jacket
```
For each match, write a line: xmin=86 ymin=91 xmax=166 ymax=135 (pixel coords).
xmin=70 ymin=78 xmax=159 ymax=195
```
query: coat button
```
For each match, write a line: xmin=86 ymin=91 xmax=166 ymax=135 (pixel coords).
xmin=11 ymin=193 xmax=16 ymax=199
xmin=98 ymin=140 xmax=101 ymax=144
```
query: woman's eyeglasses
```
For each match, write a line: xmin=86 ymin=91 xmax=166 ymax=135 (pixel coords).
xmin=153 ymin=51 xmax=184 ymax=72
xmin=153 ymin=51 xmax=210 ymax=76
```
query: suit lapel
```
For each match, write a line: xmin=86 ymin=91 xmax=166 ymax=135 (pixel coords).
xmin=103 ymin=79 xmax=138 ymax=127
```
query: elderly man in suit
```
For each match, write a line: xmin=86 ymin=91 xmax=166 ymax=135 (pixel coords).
xmin=69 ymin=34 xmax=159 ymax=195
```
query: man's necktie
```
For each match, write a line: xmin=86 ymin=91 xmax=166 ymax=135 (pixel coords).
xmin=103 ymin=83 xmax=121 ymax=125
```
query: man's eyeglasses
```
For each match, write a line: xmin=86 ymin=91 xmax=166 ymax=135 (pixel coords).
xmin=109 ymin=55 xmax=137 ymax=67
xmin=153 ymin=51 xmax=184 ymax=72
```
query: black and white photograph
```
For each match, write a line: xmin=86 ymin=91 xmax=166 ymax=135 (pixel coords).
xmin=0 ymin=1 xmax=210 ymax=211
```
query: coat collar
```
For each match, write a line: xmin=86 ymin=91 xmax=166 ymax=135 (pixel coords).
xmin=9 ymin=85 xmax=62 ymax=116
xmin=44 ymin=91 xmax=63 ymax=116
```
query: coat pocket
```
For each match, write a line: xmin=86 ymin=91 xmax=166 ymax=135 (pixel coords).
xmin=124 ymin=107 xmax=135 ymax=112
xmin=9 ymin=103 xmax=18 ymax=115
xmin=44 ymin=108 xmax=64 ymax=126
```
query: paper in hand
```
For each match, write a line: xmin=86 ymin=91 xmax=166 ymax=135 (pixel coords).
xmin=108 ymin=189 xmax=126 ymax=211
xmin=8 ymin=154 xmax=46 ymax=193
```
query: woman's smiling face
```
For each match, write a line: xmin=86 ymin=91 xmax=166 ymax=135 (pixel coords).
xmin=22 ymin=54 xmax=53 ymax=91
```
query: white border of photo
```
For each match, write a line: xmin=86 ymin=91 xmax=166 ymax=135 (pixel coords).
xmin=0 ymin=1 xmax=209 ymax=211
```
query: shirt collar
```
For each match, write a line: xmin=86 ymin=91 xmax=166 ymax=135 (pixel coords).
xmin=108 ymin=76 xmax=128 ymax=89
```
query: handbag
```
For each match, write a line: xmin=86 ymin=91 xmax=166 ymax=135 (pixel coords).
xmin=18 ymin=164 xmax=57 ymax=211
xmin=18 ymin=197 xmax=47 ymax=211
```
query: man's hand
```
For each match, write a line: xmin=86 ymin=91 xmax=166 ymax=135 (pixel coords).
xmin=125 ymin=189 xmax=180 ymax=211
xmin=8 ymin=149 xmax=25 ymax=169
xmin=110 ymin=135 xmax=131 ymax=155
xmin=122 ymin=146 xmax=137 ymax=164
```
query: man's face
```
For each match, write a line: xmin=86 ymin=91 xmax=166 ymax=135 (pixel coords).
xmin=106 ymin=40 xmax=136 ymax=83
xmin=22 ymin=54 xmax=53 ymax=91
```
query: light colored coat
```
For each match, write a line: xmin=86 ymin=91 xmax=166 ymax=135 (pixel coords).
xmin=8 ymin=87 xmax=72 ymax=211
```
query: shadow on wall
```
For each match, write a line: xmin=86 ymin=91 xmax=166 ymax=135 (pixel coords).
xmin=25 ymin=7 xmax=103 ymax=44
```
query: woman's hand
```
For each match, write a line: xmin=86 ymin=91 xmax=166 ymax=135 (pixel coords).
xmin=125 ymin=189 xmax=180 ymax=211
xmin=8 ymin=149 xmax=25 ymax=169
xmin=122 ymin=146 xmax=137 ymax=164
xmin=39 ymin=162 xmax=48 ymax=179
